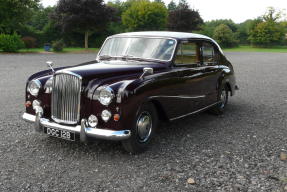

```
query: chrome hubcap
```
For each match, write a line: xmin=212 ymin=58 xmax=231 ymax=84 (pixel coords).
xmin=136 ymin=111 xmax=152 ymax=143
xmin=220 ymin=87 xmax=227 ymax=108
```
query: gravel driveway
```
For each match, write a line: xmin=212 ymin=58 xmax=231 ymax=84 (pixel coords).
xmin=0 ymin=52 xmax=286 ymax=192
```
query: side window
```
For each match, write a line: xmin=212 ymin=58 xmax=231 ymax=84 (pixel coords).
xmin=175 ymin=42 xmax=200 ymax=66
xmin=202 ymin=42 xmax=218 ymax=66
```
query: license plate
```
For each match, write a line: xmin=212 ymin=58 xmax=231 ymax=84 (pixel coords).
xmin=44 ymin=127 xmax=75 ymax=141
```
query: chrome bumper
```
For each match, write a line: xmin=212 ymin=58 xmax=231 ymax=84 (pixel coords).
xmin=22 ymin=113 xmax=131 ymax=141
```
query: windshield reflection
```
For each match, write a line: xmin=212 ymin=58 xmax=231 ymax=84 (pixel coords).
xmin=98 ymin=37 xmax=177 ymax=62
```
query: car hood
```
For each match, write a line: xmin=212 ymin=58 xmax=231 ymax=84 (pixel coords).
xmin=60 ymin=60 xmax=167 ymax=81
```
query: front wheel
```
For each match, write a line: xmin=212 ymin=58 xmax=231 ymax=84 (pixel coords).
xmin=209 ymin=84 xmax=229 ymax=115
xmin=122 ymin=103 xmax=158 ymax=154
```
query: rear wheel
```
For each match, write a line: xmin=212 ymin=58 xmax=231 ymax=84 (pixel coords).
xmin=122 ymin=103 xmax=158 ymax=154
xmin=209 ymin=84 xmax=229 ymax=115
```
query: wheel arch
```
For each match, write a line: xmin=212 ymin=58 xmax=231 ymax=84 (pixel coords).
xmin=149 ymin=99 xmax=169 ymax=122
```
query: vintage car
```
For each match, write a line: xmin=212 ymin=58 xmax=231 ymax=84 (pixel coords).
xmin=22 ymin=31 xmax=238 ymax=153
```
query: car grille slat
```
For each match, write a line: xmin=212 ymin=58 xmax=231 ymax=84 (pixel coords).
xmin=51 ymin=72 xmax=82 ymax=124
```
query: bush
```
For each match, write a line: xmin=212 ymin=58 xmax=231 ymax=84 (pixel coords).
xmin=213 ymin=24 xmax=238 ymax=48
xmin=22 ymin=36 xmax=37 ymax=48
xmin=0 ymin=33 xmax=24 ymax=52
xmin=52 ymin=40 xmax=64 ymax=52
xmin=248 ymin=21 xmax=285 ymax=47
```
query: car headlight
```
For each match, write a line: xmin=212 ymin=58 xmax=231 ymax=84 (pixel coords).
xmin=97 ymin=86 xmax=114 ymax=106
xmin=44 ymin=77 xmax=53 ymax=93
xmin=88 ymin=115 xmax=98 ymax=128
xmin=27 ymin=80 xmax=41 ymax=96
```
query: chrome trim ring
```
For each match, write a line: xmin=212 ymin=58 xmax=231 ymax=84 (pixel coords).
xmin=27 ymin=79 xmax=42 ymax=96
xmin=136 ymin=111 xmax=152 ymax=143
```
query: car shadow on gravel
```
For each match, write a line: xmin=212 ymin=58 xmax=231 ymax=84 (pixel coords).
xmin=30 ymin=91 xmax=254 ymax=157
xmin=37 ymin=102 xmax=244 ymax=157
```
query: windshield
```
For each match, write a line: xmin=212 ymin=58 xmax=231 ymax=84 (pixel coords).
xmin=98 ymin=37 xmax=177 ymax=61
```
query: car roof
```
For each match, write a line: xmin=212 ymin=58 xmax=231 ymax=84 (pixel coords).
xmin=111 ymin=31 xmax=223 ymax=54
xmin=112 ymin=31 xmax=211 ymax=40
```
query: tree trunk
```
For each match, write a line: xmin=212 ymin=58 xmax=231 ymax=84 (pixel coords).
xmin=85 ymin=31 xmax=89 ymax=49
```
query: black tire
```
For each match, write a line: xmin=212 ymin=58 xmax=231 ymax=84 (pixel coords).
xmin=209 ymin=84 xmax=229 ymax=115
xmin=122 ymin=103 xmax=158 ymax=154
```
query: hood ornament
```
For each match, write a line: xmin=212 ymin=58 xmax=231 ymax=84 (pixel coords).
xmin=46 ymin=61 xmax=55 ymax=74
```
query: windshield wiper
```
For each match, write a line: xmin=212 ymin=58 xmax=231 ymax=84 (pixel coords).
xmin=98 ymin=55 xmax=113 ymax=60
xmin=120 ymin=54 xmax=136 ymax=59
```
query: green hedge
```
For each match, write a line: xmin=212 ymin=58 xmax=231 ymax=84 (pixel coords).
xmin=0 ymin=33 xmax=24 ymax=52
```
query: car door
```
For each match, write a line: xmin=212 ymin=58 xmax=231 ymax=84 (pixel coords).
xmin=200 ymin=41 xmax=222 ymax=105
xmin=169 ymin=40 xmax=208 ymax=118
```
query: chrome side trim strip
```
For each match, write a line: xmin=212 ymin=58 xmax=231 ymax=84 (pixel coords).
xmin=150 ymin=95 xmax=206 ymax=99
xmin=170 ymin=102 xmax=219 ymax=121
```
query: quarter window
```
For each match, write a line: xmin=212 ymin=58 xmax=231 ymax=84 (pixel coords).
xmin=175 ymin=42 xmax=200 ymax=66
xmin=202 ymin=42 xmax=217 ymax=65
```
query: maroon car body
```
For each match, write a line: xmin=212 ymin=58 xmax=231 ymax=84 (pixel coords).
xmin=23 ymin=32 xmax=238 ymax=153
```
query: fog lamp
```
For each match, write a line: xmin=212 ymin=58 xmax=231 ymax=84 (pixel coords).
xmin=32 ymin=100 xmax=41 ymax=109
xmin=88 ymin=115 xmax=98 ymax=128
xmin=101 ymin=110 xmax=111 ymax=122
xmin=32 ymin=100 xmax=43 ymax=114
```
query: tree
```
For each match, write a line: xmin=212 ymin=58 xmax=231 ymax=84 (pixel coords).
xmin=53 ymin=0 xmax=116 ymax=49
xmin=107 ymin=0 xmax=135 ymax=34
xmin=28 ymin=6 xmax=55 ymax=32
xmin=201 ymin=19 xmax=238 ymax=38
xmin=262 ymin=7 xmax=283 ymax=23
xmin=248 ymin=22 xmax=285 ymax=47
xmin=248 ymin=7 xmax=286 ymax=47
xmin=0 ymin=0 xmax=40 ymax=33
xmin=122 ymin=0 xmax=168 ymax=31
xmin=213 ymin=24 xmax=238 ymax=48
xmin=237 ymin=18 xmax=262 ymax=44
xmin=167 ymin=0 xmax=203 ymax=32
xmin=167 ymin=0 xmax=176 ymax=11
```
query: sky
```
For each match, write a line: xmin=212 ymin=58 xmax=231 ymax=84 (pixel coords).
xmin=41 ymin=0 xmax=287 ymax=23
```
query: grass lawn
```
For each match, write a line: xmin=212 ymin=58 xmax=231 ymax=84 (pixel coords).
xmin=0 ymin=47 xmax=99 ymax=54
xmin=223 ymin=45 xmax=287 ymax=53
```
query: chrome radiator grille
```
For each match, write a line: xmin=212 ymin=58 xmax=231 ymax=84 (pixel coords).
xmin=51 ymin=72 xmax=82 ymax=124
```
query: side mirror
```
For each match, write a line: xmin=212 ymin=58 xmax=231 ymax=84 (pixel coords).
xmin=140 ymin=67 xmax=153 ymax=79
xmin=46 ymin=61 xmax=55 ymax=73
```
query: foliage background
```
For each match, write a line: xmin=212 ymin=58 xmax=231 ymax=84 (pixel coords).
xmin=0 ymin=0 xmax=286 ymax=51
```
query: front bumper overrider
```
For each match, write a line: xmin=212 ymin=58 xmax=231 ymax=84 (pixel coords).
xmin=22 ymin=112 xmax=131 ymax=141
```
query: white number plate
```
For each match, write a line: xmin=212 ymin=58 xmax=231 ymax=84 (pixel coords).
xmin=44 ymin=127 xmax=75 ymax=141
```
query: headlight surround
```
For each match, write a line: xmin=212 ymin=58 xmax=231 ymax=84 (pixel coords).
xmin=27 ymin=80 xmax=41 ymax=96
xmin=97 ymin=86 xmax=114 ymax=106
xmin=88 ymin=115 xmax=98 ymax=128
